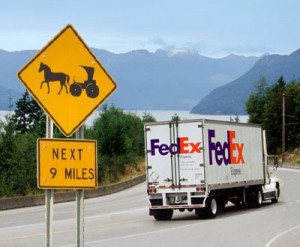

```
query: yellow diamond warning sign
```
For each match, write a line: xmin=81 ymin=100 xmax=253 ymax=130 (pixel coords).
xmin=17 ymin=24 xmax=117 ymax=136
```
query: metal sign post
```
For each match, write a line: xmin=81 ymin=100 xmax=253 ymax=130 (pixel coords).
xmin=76 ymin=126 xmax=84 ymax=247
xmin=45 ymin=116 xmax=54 ymax=247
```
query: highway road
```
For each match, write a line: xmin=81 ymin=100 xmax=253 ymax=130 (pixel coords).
xmin=0 ymin=168 xmax=299 ymax=247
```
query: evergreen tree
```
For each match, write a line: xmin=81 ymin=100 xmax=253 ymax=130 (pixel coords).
xmin=171 ymin=113 xmax=181 ymax=121
xmin=284 ymin=81 xmax=300 ymax=149
xmin=245 ymin=76 xmax=268 ymax=124
xmin=142 ymin=112 xmax=156 ymax=122
xmin=246 ymin=76 xmax=300 ymax=153
xmin=12 ymin=91 xmax=45 ymax=136
xmin=262 ymin=76 xmax=285 ymax=153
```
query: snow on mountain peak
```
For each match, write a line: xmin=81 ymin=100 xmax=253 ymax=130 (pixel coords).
xmin=168 ymin=48 xmax=198 ymax=57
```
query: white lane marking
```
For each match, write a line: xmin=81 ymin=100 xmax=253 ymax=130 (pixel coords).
xmin=279 ymin=167 xmax=300 ymax=173
xmin=60 ymin=218 xmax=219 ymax=247
xmin=84 ymin=206 xmax=147 ymax=220
xmin=0 ymin=207 xmax=147 ymax=233
xmin=0 ymin=222 xmax=45 ymax=232
xmin=265 ymin=224 xmax=300 ymax=247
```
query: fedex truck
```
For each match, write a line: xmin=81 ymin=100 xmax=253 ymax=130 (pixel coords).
xmin=144 ymin=119 xmax=280 ymax=220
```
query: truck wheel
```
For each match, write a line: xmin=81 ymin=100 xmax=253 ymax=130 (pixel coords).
xmin=271 ymin=184 xmax=280 ymax=203
xmin=249 ymin=188 xmax=262 ymax=208
xmin=256 ymin=189 xmax=263 ymax=207
xmin=196 ymin=195 xmax=218 ymax=219
xmin=152 ymin=209 xmax=173 ymax=221
xmin=195 ymin=208 xmax=206 ymax=218
xmin=217 ymin=198 xmax=226 ymax=210
xmin=206 ymin=195 xmax=218 ymax=218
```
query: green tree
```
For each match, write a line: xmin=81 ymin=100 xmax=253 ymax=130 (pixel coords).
xmin=0 ymin=91 xmax=46 ymax=197
xmin=141 ymin=112 xmax=156 ymax=122
xmin=171 ymin=113 xmax=181 ymax=121
xmin=245 ymin=76 xmax=268 ymax=124
xmin=12 ymin=91 xmax=45 ymax=136
xmin=230 ymin=116 xmax=240 ymax=122
xmin=261 ymin=76 xmax=285 ymax=153
xmin=283 ymin=82 xmax=300 ymax=149
xmin=245 ymin=76 xmax=300 ymax=153
xmin=0 ymin=118 xmax=16 ymax=196
xmin=86 ymin=106 xmax=144 ymax=183
xmin=0 ymin=117 xmax=38 ymax=197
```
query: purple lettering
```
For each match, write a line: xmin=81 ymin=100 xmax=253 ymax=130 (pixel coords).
xmin=150 ymin=139 xmax=160 ymax=155
xmin=208 ymin=129 xmax=215 ymax=164
xmin=159 ymin=144 xmax=169 ymax=156
xmin=150 ymin=137 xmax=201 ymax=156
xmin=208 ymin=129 xmax=244 ymax=165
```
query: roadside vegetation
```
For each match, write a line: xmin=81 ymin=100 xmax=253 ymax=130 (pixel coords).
xmin=0 ymin=92 xmax=155 ymax=197
xmin=246 ymin=76 xmax=300 ymax=158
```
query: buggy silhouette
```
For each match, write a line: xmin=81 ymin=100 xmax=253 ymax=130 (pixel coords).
xmin=70 ymin=66 xmax=99 ymax=98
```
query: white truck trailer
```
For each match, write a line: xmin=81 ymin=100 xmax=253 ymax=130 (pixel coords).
xmin=144 ymin=119 xmax=280 ymax=220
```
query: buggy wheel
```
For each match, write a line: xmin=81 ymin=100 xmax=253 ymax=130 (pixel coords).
xmin=86 ymin=84 xmax=99 ymax=98
xmin=70 ymin=83 xmax=82 ymax=97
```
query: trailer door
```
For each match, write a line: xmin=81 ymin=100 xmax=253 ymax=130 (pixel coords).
xmin=176 ymin=121 xmax=205 ymax=187
xmin=145 ymin=121 xmax=204 ymax=188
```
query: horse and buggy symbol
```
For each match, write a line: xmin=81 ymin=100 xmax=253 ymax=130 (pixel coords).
xmin=39 ymin=62 xmax=99 ymax=98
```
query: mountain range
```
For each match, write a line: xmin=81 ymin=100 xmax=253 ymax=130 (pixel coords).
xmin=2 ymin=47 xmax=300 ymax=115
xmin=0 ymin=48 xmax=258 ymax=111
xmin=191 ymin=49 xmax=300 ymax=114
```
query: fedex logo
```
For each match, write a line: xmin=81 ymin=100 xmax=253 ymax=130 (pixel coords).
xmin=150 ymin=137 xmax=201 ymax=156
xmin=208 ymin=129 xmax=245 ymax=166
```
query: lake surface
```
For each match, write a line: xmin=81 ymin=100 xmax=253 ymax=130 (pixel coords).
xmin=0 ymin=110 xmax=248 ymax=127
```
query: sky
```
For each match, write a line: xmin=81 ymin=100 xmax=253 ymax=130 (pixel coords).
xmin=1 ymin=0 xmax=300 ymax=58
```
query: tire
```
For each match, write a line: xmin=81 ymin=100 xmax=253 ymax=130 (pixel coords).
xmin=206 ymin=195 xmax=218 ymax=218
xmin=271 ymin=184 xmax=280 ymax=203
xmin=195 ymin=208 xmax=206 ymax=218
xmin=86 ymin=84 xmax=99 ymax=98
xmin=196 ymin=195 xmax=218 ymax=219
xmin=217 ymin=198 xmax=226 ymax=210
xmin=70 ymin=83 xmax=82 ymax=97
xmin=255 ymin=189 xmax=263 ymax=208
xmin=152 ymin=209 xmax=173 ymax=221
xmin=248 ymin=188 xmax=262 ymax=208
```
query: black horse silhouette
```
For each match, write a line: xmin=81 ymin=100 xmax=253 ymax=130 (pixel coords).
xmin=39 ymin=63 xmax=70 ymax=95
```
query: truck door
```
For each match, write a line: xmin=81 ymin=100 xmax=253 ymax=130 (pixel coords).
xmin=145 ymin=121 xmax=205 ymax=188
xmin=176 ymin=121 xmax=205 ymax=187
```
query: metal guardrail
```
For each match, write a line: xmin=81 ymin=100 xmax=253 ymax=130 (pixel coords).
xmin=280 ymin=162 xmax=300 ymax=170
xmin=0 ymin=174 xmax=146 ymax=211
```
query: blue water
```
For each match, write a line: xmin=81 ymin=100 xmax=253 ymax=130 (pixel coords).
xmin=0 ymin=110 xmax=248 ymax=127
xmin=86 ymin=110 xmax=248 ymax=126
